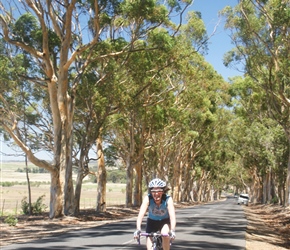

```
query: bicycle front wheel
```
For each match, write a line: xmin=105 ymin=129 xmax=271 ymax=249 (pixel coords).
xmin=152 ymin=241 xmax=161 ymax=250
xmin=156 ymin=237 xmax=163 ymax=250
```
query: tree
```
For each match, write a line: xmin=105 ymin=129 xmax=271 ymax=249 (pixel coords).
xmin=0 ymin=0 xmax=196 ymax=217
xmin=227 ymin=75 xmax=288 ymax=204
xmin=222 ymin=0 xmax=290 ymax=206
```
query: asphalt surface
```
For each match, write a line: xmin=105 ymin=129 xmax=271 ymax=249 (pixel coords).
xmin=2 ymin=196 xmax=247 ymax=249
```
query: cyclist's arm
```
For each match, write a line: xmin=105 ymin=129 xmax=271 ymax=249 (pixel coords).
xmin=167 ymin=197 xmax=176 ymax=231
xmin=136 ymin=195 xmax=149 ymax=230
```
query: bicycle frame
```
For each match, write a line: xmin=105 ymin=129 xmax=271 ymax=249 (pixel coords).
xmin=137 ymin=232 xmax=171 ymax=250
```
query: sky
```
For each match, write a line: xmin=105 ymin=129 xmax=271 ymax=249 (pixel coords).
xmin=192 ymin=0 xmax=242 ymax=80
xmin=0 ymin=0 xmax=242 ymax=162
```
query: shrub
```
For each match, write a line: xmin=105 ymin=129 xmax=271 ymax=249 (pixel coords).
xmin=21 ymin=195 xmax=47 ymax=215
xmin=4 ymin=215 xmax=18 ymax=226
xmin=107 ymin=170 xmax=126 ymax=183
xmin=271 ymin=196 xmax=279 ymax=204
xmin=15 ymin=167 xmax=49 ymax=173
xmin=88 ymin=174 xmax=97 ymax=183
xmin=0 ymin=182 xmax=14 ymax=187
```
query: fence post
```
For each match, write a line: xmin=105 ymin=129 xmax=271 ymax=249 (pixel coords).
xmin=1 ymin=199 xmax=5 ymax=215
xmin=16 ymin=200 xmax=18 ymax=215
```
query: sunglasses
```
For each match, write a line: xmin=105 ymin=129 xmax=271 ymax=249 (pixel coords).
xmin=151 ymin=190 xmax=163 ymax=193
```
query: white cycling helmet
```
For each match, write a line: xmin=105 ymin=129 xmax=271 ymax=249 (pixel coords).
xmin=148 ymin=178 xmax=166 ymax=189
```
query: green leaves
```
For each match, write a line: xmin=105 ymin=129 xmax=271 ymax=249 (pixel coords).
xmin=148 ymin=28 xmax=174 ymax=51
xmin=222 ymin=0 xmax=290 ymax=144
xmin=120 ymin=0 xmax=168 ymax=24
xmin=182 ymin=11 xmax=207 ymax=47
xmin=12 ymin=13 xmax=38 ymax=45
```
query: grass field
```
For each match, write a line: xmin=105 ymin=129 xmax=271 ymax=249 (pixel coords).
xmin=0 ymin=162 xmax=126 ymax=215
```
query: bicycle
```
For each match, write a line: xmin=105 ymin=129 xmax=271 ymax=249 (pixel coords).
xmin=137 ymin=231 xmax=172 ymax=250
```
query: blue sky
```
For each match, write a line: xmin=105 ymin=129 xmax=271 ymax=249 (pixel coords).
xmin=0 ymin=0 xmax=241 ymax=162
xmin=191 ymin=0 xmax=241 ymax=80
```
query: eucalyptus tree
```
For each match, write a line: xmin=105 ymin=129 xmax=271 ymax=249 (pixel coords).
xmin=176 ymin=59 xmax=229 ymax=202
xmin=123 ymin=9 xmax=232 ymax=204
xmin=170 ymin=81 xmax=230 ymax=203
xmin=0 ymin=0 xmax=195 ymax=218
xmin=222 ymin=0 xmax=290 ymax=205
xmin=232 ymin=117 xmax=287 ymax=204
xmin=134 ymin=12 xmax=201 ymax=201
xmin=105 ymin=6 xmax=217 ymax=206
xmin=105 ymin=34 xmax=178 ymax=207
xmin=72 ymin=36 xmax=131 ymax=213
xmin=0 ymin=37 xmax=49 ymax=214
xmin=227 ymin=76 xmax=288 ymax=204
xmin=143 ymin=36 xmax=230 ymax=203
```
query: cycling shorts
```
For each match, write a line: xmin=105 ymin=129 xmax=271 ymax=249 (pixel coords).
xmin=146 ymin=217 xmax=171 ymax=233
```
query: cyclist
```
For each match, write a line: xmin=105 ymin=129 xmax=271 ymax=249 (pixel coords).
xmin=134 ymin=178 xmax=176 ymax=250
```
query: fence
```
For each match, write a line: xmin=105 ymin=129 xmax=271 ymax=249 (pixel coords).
xmin=0 ymin=183 xmax=126 ymax=216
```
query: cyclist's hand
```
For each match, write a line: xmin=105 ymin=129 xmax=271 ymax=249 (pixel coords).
xmin=170 ymin=230 xmax=176 ymax=240
xmin=134 ymin=230 xmax=141 ymax=239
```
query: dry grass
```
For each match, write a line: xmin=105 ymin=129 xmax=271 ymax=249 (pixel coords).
xmin=0 ymin=162 xmax=125 ymax=215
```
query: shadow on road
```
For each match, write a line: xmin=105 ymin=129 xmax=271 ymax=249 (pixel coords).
xmin=1 ymin=199 xmax=247 ymax=250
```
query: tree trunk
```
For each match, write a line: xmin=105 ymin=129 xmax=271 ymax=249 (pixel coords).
xmin=196 ymin=170 xmax=208 ymax=202
xmin=196 ymin=180 xmax=202 ymax=202
xmin=133 ymin=130 xmax=145 ymax=207
xmin=192 ymin=181 xmax=198 ymax=201
xmin=25 ymin=155 xmax=32 ymax=215
xmin=182 ymin=169 xmax=191 ymax=202
xmin=126 ymin=158 xmax=133 ymax=207
xmin=250 ymin=167 xmax=262 ymax=204
xmin=134 ymin=163 xmax=142 ymax=207
xmin=286 ymin=147 xmax=290 ymax=206
xmin=266 ymin=170 xmax=272 ymax=203
xmin=73 ymin=142 xmax=91 ymax=215
xmin=205 ymin=182 xmax=211 ymax=202
xmin=62 ymin=94 xmax=75 ymax=216
xmin=64 ymin=150 xmax=74 ymax=215
xmin=262 ymin=174 xmax=267 ymax=204
xmin=173 ymin=160 xmax=182 ymax=203
xmin=60 ymin=146 xmax=74 ymax=215
xmin=74 ymin=172 xmax=83 ymax=215
xmin=96 ymin=136 xmax=107 ymax=212
xmin=49 ymin=170 xmax=63 ymax=218
xmin=125 ymin=113 xmax=135 ymax=207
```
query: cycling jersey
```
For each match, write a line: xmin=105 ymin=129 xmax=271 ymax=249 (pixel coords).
xmin=148 ymin=194 xmax=169 ymax=221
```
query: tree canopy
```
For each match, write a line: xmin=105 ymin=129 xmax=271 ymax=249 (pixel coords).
xmin=1 ymin=0 xmax=289 ymax=219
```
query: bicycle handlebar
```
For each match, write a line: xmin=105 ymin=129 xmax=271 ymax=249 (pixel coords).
xmin=137 ymin=231 xmax=172 ymax=245
xmin=140 ymin=232 xmax=171 ymax=237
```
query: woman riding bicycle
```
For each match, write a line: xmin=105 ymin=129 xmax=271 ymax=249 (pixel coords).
xmin=134 ymin=178 xmax=176 ymax=250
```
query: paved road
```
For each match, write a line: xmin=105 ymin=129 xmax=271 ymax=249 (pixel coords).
xmin=2 ymin=197 xmax=246 ymax=249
